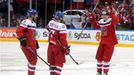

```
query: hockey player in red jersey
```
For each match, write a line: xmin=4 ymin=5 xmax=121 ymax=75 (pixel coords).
xmin=16 ymin=9 xmax=39 ymax=75
xmin=46 ymin=11 xmax=70 ymax=75
xmin=90 ymin=8 xmax=118 ymax=75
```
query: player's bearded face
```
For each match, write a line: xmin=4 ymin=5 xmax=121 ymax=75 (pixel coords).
xmin=34 ymin=14 xmax=38 ymax=19
xmin=32 ymin=14 xmax=38 ymax=20
xmin=60 ymin=17 xmax=63 ymax=20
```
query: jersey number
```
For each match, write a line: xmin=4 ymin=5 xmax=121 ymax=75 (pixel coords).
xmin=50 ymin=30 xmax=55 ymax=37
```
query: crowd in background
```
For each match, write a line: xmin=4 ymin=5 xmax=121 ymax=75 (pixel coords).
xmin=0 ymin=13 xmax=44 ymax=28
xmin=110 ymin=1 xmax=134 ymax=30
xmin=0 ymin=0 xmax=134 ymax=30
xmin=85 ymin=0 xmax=134 ymax=30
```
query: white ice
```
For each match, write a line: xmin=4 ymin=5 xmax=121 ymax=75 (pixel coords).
xmin=0 ymin=42 xmax=134 ymax=75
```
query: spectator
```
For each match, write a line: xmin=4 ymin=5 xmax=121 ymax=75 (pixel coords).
xmin=130 ymin=0 xmax=134 ymax=5
xmin=37 ymin=18 xmax=44 ymax=28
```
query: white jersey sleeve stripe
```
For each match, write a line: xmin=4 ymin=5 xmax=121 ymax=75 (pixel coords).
xmin=59 ymin=31 xmax=67 ymax=34
xmin=20 ymin=24 xmax=27 ymax=28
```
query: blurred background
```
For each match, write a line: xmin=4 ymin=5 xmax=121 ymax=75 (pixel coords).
xmin=0 ymin=1 xmax=134 ymax=75
xmin=0 ymin=0 xmax=134 ymax=30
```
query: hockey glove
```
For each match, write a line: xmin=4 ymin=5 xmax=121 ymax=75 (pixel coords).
xmin=89 ymin=13 xmax=96 ymax=22
xmin=64 ymin=45 xmax=70 ymax=55
xmin=19 ymin=37 xmax=27 ymax=47
xmin=36 ymin=40 xmax=39 ymax=49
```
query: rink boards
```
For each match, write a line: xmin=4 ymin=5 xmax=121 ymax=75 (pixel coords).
xmin=0 ymin=28 xmax=134 ymax=47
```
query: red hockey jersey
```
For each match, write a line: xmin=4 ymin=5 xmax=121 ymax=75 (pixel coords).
xmin=91 ymin=12 xmax=118 ymax=45
xmin=47 ymin=20 xmax=68 ymax=47
xmin=16 ymin=19 xmax=37 ymax=49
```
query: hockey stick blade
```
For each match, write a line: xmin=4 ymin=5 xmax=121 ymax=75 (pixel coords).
xmin=69 ymin=54 xmax=79 ymax=65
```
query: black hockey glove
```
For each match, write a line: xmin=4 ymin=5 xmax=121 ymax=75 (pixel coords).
xmin=36 ymin=40 xmax=39 ymax=49
xmin=19 ymin=37 xmax=27 ymax=47
xmin=64 ymin=45 xmax=71 ymax=55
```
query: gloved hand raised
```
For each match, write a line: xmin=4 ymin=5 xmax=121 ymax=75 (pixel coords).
xmin=89 ymin=13 xmax=96 ymax=22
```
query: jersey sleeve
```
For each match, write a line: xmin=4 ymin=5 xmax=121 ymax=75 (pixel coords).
xmin=47 ymin=21 xmax=56 ymax=44
xmin=91 ymin=19 xmax=100 ymax=28
xmin=59 ymin=24 xmax=68 ymax=46
xmin=16 ymin=20 xmax=28 ymax=38
xmin=109 ymin=11 xmax=118 ymax=26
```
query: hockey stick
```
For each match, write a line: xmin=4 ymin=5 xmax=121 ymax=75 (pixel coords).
xmin=13 ymin=34 xmax=50 ymax=67
xmin=26 ymin=47 xmax=50 ymax=67
xmin=77 ymin=0 xmax=99 ymax=40
xmin=48 ymin=31 xmax=79 ymax=65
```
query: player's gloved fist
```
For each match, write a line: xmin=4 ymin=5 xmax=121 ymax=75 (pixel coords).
xmin=64 ymin=45 xmax=71 ymax=55
xmin=89 ymin=13 xmax=96 ymax=22
xmin=64 ymin=45 xmax=70 ymax=50
xmin=106 ymin=6 xmax=111 ymax=13
xmin=89 ymin=16 xmax=94 ymax=21
xmin=65 ymin=49 xmax=70 ymax=55
xmin=19 ymin=37 xmax=27 ymax=47
xmin=36 ymin=40 xmax=39 ymax=49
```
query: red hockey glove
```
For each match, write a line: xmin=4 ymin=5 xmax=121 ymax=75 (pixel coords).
xmin=64 ymin=45 xmax=70 ymax=55
xmin=89 ymin=13 xmax=96 ymax=22
xmin=65 ymin=49 xmax=70 ymax=55
xmin=19 ymin=37 xmax=27 ymax=47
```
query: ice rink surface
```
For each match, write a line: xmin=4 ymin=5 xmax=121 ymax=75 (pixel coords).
xmin=0 ymin=42 xmax=134 ymax=75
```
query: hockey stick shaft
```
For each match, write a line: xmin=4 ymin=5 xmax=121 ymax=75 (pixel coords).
xmin=49 ymin=32 xmax=79 ymax=65
xmin=26 ymin=47 xmax=50 ymax=67
xmin=91 ymin=0 xmax=99 ymax=13
xmin=13 ymin=34 xmax=50 ymax=67
xmin=77 ymin=0 xmax=99 ymax=40
xmin=68 ymin=54 xmax=79 ymax=65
